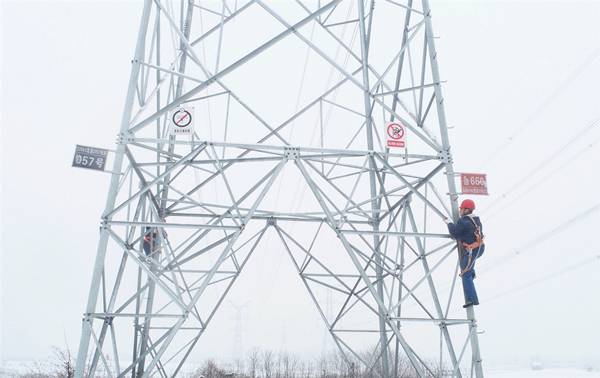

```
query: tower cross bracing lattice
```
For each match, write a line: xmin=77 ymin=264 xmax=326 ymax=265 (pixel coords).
xmin=75 ymin=1 xmax=484 ymax=377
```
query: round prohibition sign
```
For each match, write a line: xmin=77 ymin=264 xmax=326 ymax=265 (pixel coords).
xmin=387 ymin=123 xmax=404 ymax=140
xmin=172 ymin=108 xmax=192 ymax=128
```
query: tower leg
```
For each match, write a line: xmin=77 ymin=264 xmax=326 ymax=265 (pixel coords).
xmin=421 ymin=0 xmax=484 ymax=376
xmin=357 ymin=0 xmax=390 ymax=375
xmin=74 ymin=2 xmax=154 ymax=377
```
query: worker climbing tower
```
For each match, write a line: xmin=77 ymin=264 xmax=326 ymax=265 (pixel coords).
xmin=75 ymin=1 xmax=484 ymax=377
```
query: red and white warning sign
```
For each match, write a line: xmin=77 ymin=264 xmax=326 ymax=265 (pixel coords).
xmin=386 ymin=122 xmax=406 ymax=148
xmin=460 ymin=173 xmax=488 ymax=195
xmin=169 ymin=106 xmax=195 ymax=136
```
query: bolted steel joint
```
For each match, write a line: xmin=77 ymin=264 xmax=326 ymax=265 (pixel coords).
xmin=266 ymin=217 xmax=277 ymax=226
xmin=394 ymin=264 xmax=403 ymax=277
xmin=439 ymin=148 xmax=453 ymax=164
xmin=333 ymin=225 xmax=342 ymax=237
xmin=117 ymin=131 xmax=134 ymax=145
xmin=284 ymin=146 xmax=300 ymax=161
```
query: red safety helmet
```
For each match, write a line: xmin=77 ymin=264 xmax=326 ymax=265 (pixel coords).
xmin=460 ymin=199 xmax=475 ymax=210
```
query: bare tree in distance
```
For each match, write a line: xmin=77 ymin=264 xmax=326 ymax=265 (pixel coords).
xmin=183 ymin=347 xmax=448 ymax=378
xmin=14 ymin=346 xmax=447 ymax=377
xmin=262 ymin=350 xmax=274 ymax=378
xmin=15 ymin=345 xmax=87 ymax=378
xmin=248 ymin=348 xmax=260 ymax=378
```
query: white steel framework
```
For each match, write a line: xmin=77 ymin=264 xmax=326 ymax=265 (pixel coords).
xmin=75 ymin=1 xmax=484 ymax=377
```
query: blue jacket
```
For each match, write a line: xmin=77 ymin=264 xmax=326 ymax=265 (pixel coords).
xmin=448 ymin=215 xmax=483 ymax=245
xmin=143 ymin=231 xmax=159 ymax=255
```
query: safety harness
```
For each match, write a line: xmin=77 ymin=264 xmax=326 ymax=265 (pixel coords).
xmin=459 ymin=215 xmax=485 ymax=276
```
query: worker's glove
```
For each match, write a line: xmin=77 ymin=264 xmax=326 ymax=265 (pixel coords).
xmin=443 ymin=217 xmax=452 ymax=225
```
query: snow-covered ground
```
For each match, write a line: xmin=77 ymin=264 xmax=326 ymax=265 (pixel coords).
xmin=2 ymin=360 xmax=599 ymax=377
xmin=1 ymin=360 xmax=55 ymax=377
xmin=486 ymin=367 xmax=600 ymax=378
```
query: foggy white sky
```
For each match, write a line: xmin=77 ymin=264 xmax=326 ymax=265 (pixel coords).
xmin=2 ymin=0 xmax=600 ymax=370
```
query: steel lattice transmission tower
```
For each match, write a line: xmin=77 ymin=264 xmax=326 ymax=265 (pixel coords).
xmin=75 ymin=1 xmax=484 ymax=377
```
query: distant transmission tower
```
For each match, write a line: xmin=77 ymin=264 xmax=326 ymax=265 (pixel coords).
xmin=321 ymin=288 xmax=334 ymax=356
xmin=230 ymin=301 xmax=250 ymax=359
xmin=75 ymin=1 xmax=484 ymax=377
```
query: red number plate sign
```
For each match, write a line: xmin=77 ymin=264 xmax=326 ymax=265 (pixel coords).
xmin=460 ymin=173 xmax=488 ymax=195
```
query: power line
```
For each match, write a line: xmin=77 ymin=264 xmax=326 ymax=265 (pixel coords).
xmin=486 ymin=135 xmax=600 ymax=220
xmin=482 ymin=117 xmax=600 ymax=216
xmin=485 ymin=254 xmax=600 ymax=303
xmin=478 ymin=47 xmax=600 ymax=169
xmin=480 ymin=202 xmax=600 ymax=275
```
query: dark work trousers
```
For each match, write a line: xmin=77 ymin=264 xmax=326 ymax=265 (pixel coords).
xmin=460 ymin=245 xmax=485 ymax=305
xmin=143 ymin=233 xmax=158 ymax=256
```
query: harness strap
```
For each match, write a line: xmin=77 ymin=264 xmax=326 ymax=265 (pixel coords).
xmin=459 ymin=215 xmax=484 ymax=276
xmin=462 ymin=239 xmax=485 ymax=250
xmin=459 ymin=249 xmax=480 ymax=276
xmin=459 ymin=254 xmax=472 ymax=277
xmin=463 ymin=215 xmax=484 ymax=249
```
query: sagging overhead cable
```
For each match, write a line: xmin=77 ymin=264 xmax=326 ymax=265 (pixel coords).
xmin=485 ymin=254 xmax=600 ymax=303
xmin=485 ymin=134 xmax=600 ymax=220
xmin=480 ymin=203 xmax=600 ymax=275
xmin=478 ymin=47 xmax=600 ymax=170
xmin=482 ymin=117 xmax=600 ymax=217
